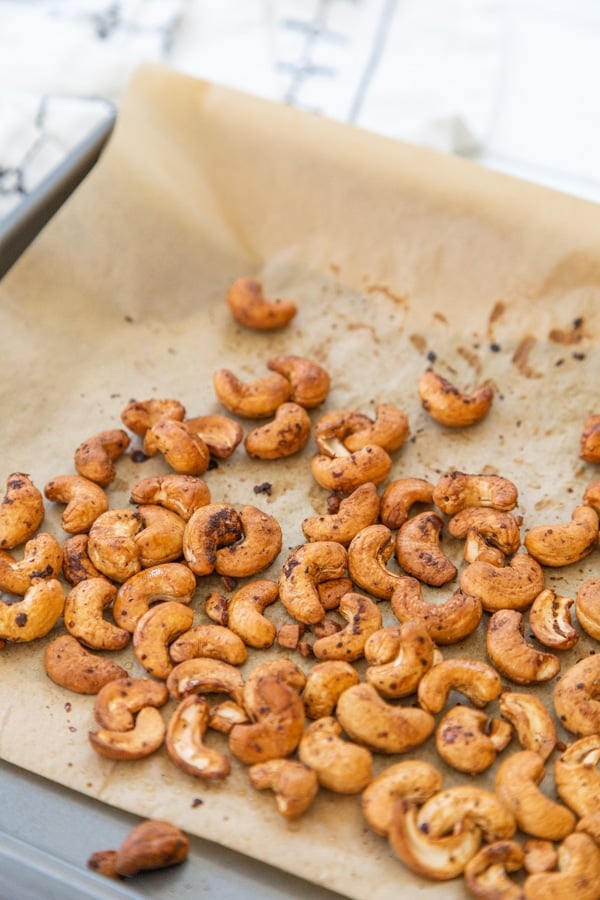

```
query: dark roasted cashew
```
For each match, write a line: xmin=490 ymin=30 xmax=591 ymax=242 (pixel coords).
xmin=435 ymin=706 xmax=512 ymax=774
xmin=365 ymin=621 xmax=436 ymax=699
xmin=433 ymin=471 xmax=518 ymax=514
xmin=486 ymin=609 xmax=561 ymax=684
xmin=225 ymin=579 xmax=279 ymax=649
xmin=310 ymin=445 xmax=392 ymax=492
xmin=279 ymin=540 xmax=347 ymax=624
xmin=184 ymin=414 xmax=244 ymax=459
xmin=460 ymin=552 xmax=545 ymax=612
xmin=266 ymin=355 xmax=330 ymax=408
xmin=312 ymin=592 xmax=382 ymax=661
xmin=391 ymin=580 xmax=483 ymax=645
xmin=418 ymin=369 xmax=494 ymax=427
xmin=166 ymin=695 xmax=231 ymax=780
xmin=226 ymin=277 xmax=297 ymax=330
xmin=249 ymin=759 xmax=319 ymax=819
xmin=0 ymin=578 xmax=64 ymax=642
xmin=528 ymin=588 xmax=578 ymax=649
xmin=120 ymin=397 xmax=186 ymax=436
xmin=113 ymin=562 xmax=196 ymax=633
xmin=447 ymin=506 xmax=522 ymax=556
xmin=133 ymin=601 xmax=195 ymax=680
xmin=379 ymin=477 xmax=434 ymax=529
xmin=498 ymin=691 xmax=557 ymax=761
xmin=109 ymin=820 xmax=189 ymax=878
xmin=62 ymin=534 xmax=101 ymax=585
xmin=495 ymin=750 xmax=576 ymax=841
xmin=74 ymin=429 xmax=130 ymax=487
xmin=130 ymin=474 xmax=211 ymax=521
xmin=213 ymin=369 xmax=291 ymax=418
xmin=245 ymin=402 xmax=312 ymax=460
xmin=0 ymin=532 xmax=62 ymax=594
xmin=395 ymin=511 xmax=457 ymax=587
xmin=524 ymin=504 xmax=599 ymax=567
xmin=213 ymin=505 xmax=282 ymax=578
xmin=348 ymin=524 xmax=413 ymax=600
xmin=64 ymin=576 xmax=129 ymax=650
xmin=182 ymin=503 xmax=242 ymax=576
xmin=0 ymin=473 xmax=45 ymax=550
xmin=553 ymin=654 xmax=600 ymax=736
xmin=302 ymin=482 xmax=380 ymax=545
xmin=143 ymin=419 xmax=210 ymax=475
xmin=417 ymin=658 xmax=502 ymax=713
xmin=44 ymin=475 xmax=109 ymax=534
xmin=361 ymin=760 xmax=443 ymax=836
xmin=44 ymin=634 xmax=128 ymax=694
xmin=298 ymin=716 xmax=372 ymax=794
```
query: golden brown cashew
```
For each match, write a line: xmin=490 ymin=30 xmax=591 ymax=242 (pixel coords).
xmin=88 ymin=706 xmax=166 ymax=760
xmin=418 ymin=369 xmax=494 ymax=427
xmin=266 ymin=355 xmax=330 ymax=408
xmin=486 ymin=609 xmax=561 ymax=684
xmin=0 ymin=532 xmax=62 ymax=594
xmin=130 ymin=474 xmax=211 ymax=521
xmin=226 ymin=277 xmax=297 ymax=330
xmin=0 ymin=473 xmax=45 ymax=550
xmin=214 ymin=505 xmax=283 ymax=578
xmin=93 ymin=677 xmax=169 ymax=731
xmin=391 ymin=580 xmax=483 ymax=645
xmin=365 ymin=621 xmax=436 ymax=699
xmin=312 ymin=592 xmax=382 ymax=662
xmin=419 ymin=785 xmax=517 ymax=843
xmin=379 ymin=477 xmax=434 ymax=529
xmin=336 ymin=683 xmax=435 ymax=754
xmin=524 ymin=505 xmax=599 ymax=567
xmin=166 ymin=658 xmax=245 ymax=706
xmin=528 ymin=588 xmax=578 ymax=649
xmin=583 ymin=478 xmax=600 ymax=510
xmin=554 ymin=734 xmax=600 ymax=818
xmin=576 ymin=811 xmax=600 ymax=844
xmin=228 ymin=673 xmax=305 ymax=765
xmin=395 ymin=511 xmax=457 ymax=587
xmin=524 ymin=832 xmax=600 ymax=900
xmin=249 ymin=758 xmax=319 ymax=820
xmin=109 ymin=820 xmax=189 ymax=878
xmin=225 ymin=579 xmax=279 ymax=649
xmin=87 ymin=509 xmax=143 ymax=583
xmin=435 ymin=706 xmax=513 ymax=774
xmin=245 ymin=402 xmax=311 ymax=460
xmin=184 ymin=414 xmax=244 ymax=459
xmin=342 ymin=403 xmax=410 ymax=454
xmin=0 ymin=578 xmax=64 ymax=642
xmin=133 ymin=601 xmax=195 ymax=680
xmin=448 ymin=507 xmax=522 ymax=556
xmin=311 ymin=444 xmax=392 ymax=492
xmin=182 ymin=503 xmax=242 ymax=576
xmin=112 ymin=562 xmax=196 ymax=633
xmin=166 ymin=695 xmax=231 ymax=780
xmin=461 ymin=529 xmax=506 ymax=567
xmin=44 ymin=475 xmax=109 ymax=534
xmin=302 ymin=482 xmax=380 ymax=545
xmin=498 ymin=691 xmax=557 ymax=761
xmin=62 ymin=534 xmax=101 ymax=585
xmin=348 ymin=524 xmax=413 ymax=600
xmin=433 ymin=471 xmax=519 ymax=514
xmin=361 ymin=760 xmax=443 ymax=836
xmin=417 ymin=658 xmax=502 ymax=714
xmin=44 ymin=634 xmax=128 ymax=694
xmin=143 ymin=419 xmax=210 ymax=476
xmin=314 ymin=409 xmax=372 ymax=455
xmin=63 ymin=577 xmax=129 ymax=651
xmin=213 ymin=369 xmax=291 ymax=419
xmin=301 ymin=660 xmax=360 ymax=719
xmin=169 ymin=623 xmax=247 ymax=666
xmin=208 ymin=699 xmax=249 ymax=734
xmin=575 ymin=578 xmax=600 ymax=640
xmin=317 ymin=576 xmax=353 ymax=611
xmin=244 ymin=658 xmax=307 ymax=695
xmin=120 ymin=398 xmax=185 ymax=435
xmin=495 ymin=750 xmax=576 ymax=841
xmin=74 ymin=429 xmax=130 ymax=487
xmin=279 ymin=540 xmax=347 ymax=625
xmin=298 ymin=716 xmax=372 ymax=793
xmin=134 ymin=504 xmax=186 ymax=568
xmin=460 ymin=552 xmax=545 ymax=612
xmin=553 ymin=654 xmax=600 ymax=736
xmin=464 ymin=841 xmax=525 ymax=900
xmin=580 ymin=413 xmax=600 ymax=463
xmin=523 ymin=839 xmax=558 ymax=875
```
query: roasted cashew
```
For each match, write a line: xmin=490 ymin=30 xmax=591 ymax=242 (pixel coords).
xmin=524 ymin=832 xmax=600 ymax=900
xmin=120 ymin=397 xmax=185 ymax=435
xmin=228 ymin=673 xmax=305 ymax=765
xmin=524 ymin=504 xmax=599 ymax=567
xmin=348 ymin=524 xmax=413 ymax=600
xmin=249 ymin=759 xmax=319 ymax=820
xmin=44 ymin=475 xmax=109 ymax=534
xmin=448 ymin=507 xmax=522 ymax=557
xmin=64 ymin=577 xmax=129 ymax=650
xmin=226 ymin=276 xmax=297 ymax=330
xmin=486 ymin=609 xmax=561 ymax=684
xmin=113 ymin=562 xmax=196 ymax=633
xmin=166 ymin=658 xmax=245 ymax=706
xmin=365 ymin=621 xmax=436 ymax=699
xmin=87 ymin=509 xmax=143 ymax=582
xmin=529 ymin=588 xmax=578 ymax=649
xmin=553 ymin=654 xmax=600 ymax=736
xmin=0 ymin=578 xmax=64 ymax=642
xmin=108 ymin=820 xmax=189 ymax=878
xmin=575 ymin=578 xmax=600 ymax=640
xmin=417 ymin=658 xmax=502 ymax=714
xmin=0 ymin=532 xmax=62 ymax=594
xmin=298 ymin=716 xmax=372 ymax=794
xmin=433 ymin=471 xmax=519 ymax=514
xmin=208 ymin=699 xmax=249 ymax=733
xmin=184 ymin=414 xmax=244 ymax=459
xmin=418 ymin=369 xmax=494 ymax=427
xmin=213 ymin=369 xmax=291 ymax=418
xmin=266 ymin=355 xmax=330 ymax=408
xmin=379 ymin=477 xmax=434 ymax=529
xmin=74 ymin=429 xmax=130 ymax=486
xmin=245 ymin=402 xmax=311 ymax=460
xmin=0 ymin=473 xmax=45 ymax=549
xmin=62 ymin=534 xmax=101 ymax=585
xmin=461 ymin=529 xmax=506 ymax=567
xmin=88 ymin=706 xmax=166 ymax=760
xmin=317 ymin=576 xmax=353 ymax=611
xmin=361 ymin=760 xmax=443 ymax=836
xmin=391 ymin=580 xmax=483 ymax=645
xmin=580 ymin=413 xmax=600 ymax=463
xmin=336 ymin=683 xmax=435 ymax=754
xmin=342 ymin=403 xmax=410 ymax=454
xmin=464 ymin=841 xmax=525 ymax=900
xmin=435 ymin=706 xmax=513 ymax=774
xmin=495 ymin=750 xmax=576 ymax=840
xmin=419 ymin=785 xmax=517 ymax=843
xmin=130 ymin=474 xmax=211 ymax=521
xmin=314 ymin=409 xmax=373 ymax=456
xmin=312 ymin=592 xmax=382 ymax=661
xmin=225 ymin=579 xmax=279 ymax=649
xmin=44 ymin=634 xmax=127 ymax=694
xmin=182 ymin=503 xmax=242 ymax=576
xmin=143 ymin=419 xmax=210 ymax=475
xmin=278 ymin=540 xmax=347 ymax=625
xmin=133 ymin=601 xmax=195 ymax=680
xmin=302 ymin=482 xmax=380 ymax=545
xmin=460 ymin=552 xmax=545 ymax=612
xmin=523 ymin=839 xmax=558 ymax=874
xmin=166 ymin=695 xmax=230 ymax=780
xmin=169 ymin=623 xmax=247 ymax=665
xmin=134 ymin=504 xmax=186 ymax=568
xmin=204 ymin=590 xmax=229 ymax=625
xmin=213 ymin=505 xmax=283 ymax=578
xmin=576 ymin=810 xmax=600 ymax=844
xmin=395 ymin=511 xmax=457 ymax=587
xmin=310 ymin=444 xmax=392 ymax=492
xmin=301 ymin=660 xmax=360 ymax=719
xmin=554 ymin=734 xmax=600 ymax=818
xmin=498 ymin=691 xmax=557 ymax=761
xmin=93 ymin=676 xmax=169 ymax=731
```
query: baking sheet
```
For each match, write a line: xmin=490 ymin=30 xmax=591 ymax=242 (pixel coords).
xmin=1 ymin=62 xmax=600 ymax=899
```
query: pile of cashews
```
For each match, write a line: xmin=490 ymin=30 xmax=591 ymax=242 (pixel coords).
xmin=1 ymin=276 xmax=600 ymax=896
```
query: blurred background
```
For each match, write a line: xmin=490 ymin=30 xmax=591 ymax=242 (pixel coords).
xmin=2 ymin=0 xmax=600 ymax=223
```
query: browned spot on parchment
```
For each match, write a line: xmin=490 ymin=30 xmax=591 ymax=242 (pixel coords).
xmin=548 ymin=317 xmax=588 ymax=345
xmin=457 ymin=346 xmax=482 ymax=372
xmin=433 ymin=311 xmax=448 ymax=324
xmin=365 ymin=283 xmax=409 ymax=308
xmin=409 ymin=333 xmax=427 ymax=353
xmin=512 ymin=334 xmax=543 ymax=379
xmin=486 ymin=300 xmax=507 ymax=341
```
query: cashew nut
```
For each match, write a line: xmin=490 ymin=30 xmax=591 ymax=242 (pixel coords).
xmin=524 ymin=832 xmax=600 ymax=900
xmin=336 ymin=682 xmax=435 ymax=754
xmin=113 ymin=562 xmax=196 ymax=633
xmin=460 ymin=552 xmax=545 ymax=612
xmin=486 ymin=609 xmax=561 ymax=684
xmin=62 ymin=533 xmax=101 ymax=585
xmin=211 ymin=505 xmax=283 ymax=578
xmin=417 ymin=658 xmax=502 ymax=714
xmin=244 ymin=658 xmax=307 ymax=695
xmin=184 ymin=414 xmax=244 ymax=459
xmin=244 ymin=401 xmax=312 ymax=460
xmin=314 ymin=409 xmax=373 ymax=455
xmin=312 ymin=591 xmax=382 ymax=662
xmin=130 ymin=474 xmax=211 ymax=521
xmin=365 ymin=621 xmax=436 ymax=699
xmin=448 ymin=507 xmax=522 ymax=557
xmin=87 ymin=509 xmax=143 ymax=582
xmin=279 ymin=540 xmax=347 ymax=625
xmin=169 ymin=623 xmax=247 ymax=665
xmin=395 ymin=511 xmax=457 ymax=587
xmin=342 ymin=403 xmax=411 ymax=454
xmin=302 ymin=482 xmax=380 ymax=545
xmin=576 ymin=811 xmax=600 ymax=844
xmin=249 ymin=759 xmax=319 ymax=819
xmin=575 ymin=578 xmax=600 ymax=640
xmin=44 ymin=475 xmax=109 ymax=534
xmin=495 ymin=750 xmax=576 ymax=840
xmin=225 ymin=579 xmax=279 ymax=649
xmin=498 ymin=691 xmax=557 ymax=761
xmin=580 ymin=413 xmax=600 ymax=463
xmin=74 ymin=429 xmax=130 ymax=486
xmin=109 ymin=819 xmax=189 ymax=878
xmin=226 ymin=276 xmax=297 ymax=330
xmin=266 ymin=354 xmax=330 ymax=408
xmin=379 ymin=477 xmax=434 ymax=529
xmin=93 ymin=676 xmax=169 ymax=731
xmin=0 ymin=473 xmax=45 ymax=549
xmin=553 ymin=654 xmax=600 ymax=736
xmin=120 ymin=397 xmax=186 ymax=435
xmin=464 ymin=841 xmax=525 ymax=900
xmin=523 ymin=839 xmax=558 ymax=874
xmin=348 ymin=524 xmax=413 ymax=600
xmin=301 ymin=660 xmax=360 ymax=719
xmin=64 ymin=576 xmax=129 ymax=650
xmin=298 ymin=716 xmax=372 ymax=794
xmin=361 ymin=760 xmax=443 ymax=836
xmin=391 ymin=579 xmax=483 ymax=645
xmin=228 ymin=673 xmax=305 ymax=765
xmin=433 ymin=471 xmax=519 ymax=514
xmin=528 ymin=588 xmax=578 ymax=650
xmin=524 ymin=505 xmax=599 ymax=567
xmin=208 ymin=699 xmax=249 ymax=733
xmin=0 ymin=578 xmax=64 ymax=642
xmin=0 ymin=532 xmax=62 ymax=594
xmin=143 ymin=419 xmax=210 ymax=475
xmin=166 ymin=695 xmax=231 ymax=780
xmin=133 ymin=601 xmax=195 ymax=680
xmin=311 ymin=444 xmax=392 ymax=492
xmin=44 ymin=634 xmax=128 ymax=694
xmin=134 ymin=504 xmax=186 ymax=568
xmin=554 ymin=734 xmax=600 ymax=818
xmin=88 ymin=706 xmax=166 ymax=760
xmin=435 ymin=706 xmax=513 ymax=774
xmin=166 ymin=658 xmax=245 ymax=706
xmin=213 ymin=369 xmax=291 ymax=418
xmin=182 ymin=503 xmax=242 ymax=576
xmin=317 ymin=576 xmax=353 ymax=611
xmin=419 ymin=785 xmax=517 ymax=843
xmin=418 ymin=369 xmax=494 ymax=427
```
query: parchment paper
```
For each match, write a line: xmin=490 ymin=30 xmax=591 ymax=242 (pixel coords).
xmin=1 ymin=63 xmax=600 ymax=899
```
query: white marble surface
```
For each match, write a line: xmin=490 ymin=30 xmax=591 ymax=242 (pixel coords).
xmin=1 ymin=0 xmax=600 ymax=224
